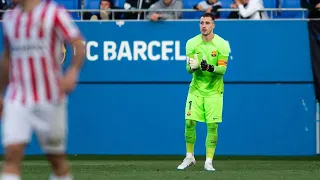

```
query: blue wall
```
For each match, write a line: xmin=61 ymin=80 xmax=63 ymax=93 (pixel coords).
xmin=0 ymin=20 xmax=317 ymax=156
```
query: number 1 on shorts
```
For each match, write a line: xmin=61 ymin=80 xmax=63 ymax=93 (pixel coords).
xmin=188 ymin=101 xmax=192 ymax=110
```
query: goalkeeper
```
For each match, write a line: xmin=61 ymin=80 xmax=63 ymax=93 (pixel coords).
xmin=177 ymin=13 xmax=230 ymax=171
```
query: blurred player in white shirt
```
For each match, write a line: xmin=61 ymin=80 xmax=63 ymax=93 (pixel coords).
xmin=0 ymin=0 xmax=85 ymax=179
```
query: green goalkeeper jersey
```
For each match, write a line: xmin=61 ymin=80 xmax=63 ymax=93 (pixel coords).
xmin=186 ymin=34 xmax=231 ymax=97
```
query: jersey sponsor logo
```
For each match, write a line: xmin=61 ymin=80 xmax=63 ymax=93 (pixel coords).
xmin=84 ymin=40 xmax=186 ymax=61
xmin=11 ymin=44 xmax=45 ymax=52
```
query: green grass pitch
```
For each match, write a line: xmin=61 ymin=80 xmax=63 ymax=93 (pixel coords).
xmin=2 ymin=156 xmax=320 ymax=180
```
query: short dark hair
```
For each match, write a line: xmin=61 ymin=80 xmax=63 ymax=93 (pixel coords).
xmin=201 ymin=13 xmax=215 ymax=21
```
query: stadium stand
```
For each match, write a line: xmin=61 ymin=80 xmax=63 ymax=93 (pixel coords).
xmin=83 ymin=0 xmax=125 ymax=9
xmin=84 ymin=0 xmax=100 ymax=9
xmin=262 ymin=0 xmax=275 ymax=18
xmin=55 ymin=0 xmax=81 ymax=19
xmin=219 ymin=0 xmax=235 ymax=18
xmin=275 ymin=0 xmax=306 ymax=18
xmin=114 ymin=0 xmax=125 ymax=8
xmin=181 ymin=0 xmax=203 ymax=19
xmin=0 ymin=0 xmax=308 ymax=20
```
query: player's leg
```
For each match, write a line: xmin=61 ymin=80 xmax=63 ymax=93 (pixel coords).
xmin=205 ymin=123 xmax=218 ymax=171
xmin=46 ymin=154 xmax=71 ymax=180
xmin=177 ymin=93 xmax=204 ymax=170
xmin=185 ymin=119 xmax=196 ymax=158
xmin=33 ymin=101 xmax=72 ymax=180
xmin=185 ymin=93 xmax=205 ymax=156
xmin=203 ymin=94 xmax=223 ymax=171
xmin=0 ymin=103 xmax=32 ymax=180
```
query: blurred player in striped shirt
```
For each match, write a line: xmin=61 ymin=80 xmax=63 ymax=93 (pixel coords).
xmin=0 ymin=0 xmax=85 ymax=179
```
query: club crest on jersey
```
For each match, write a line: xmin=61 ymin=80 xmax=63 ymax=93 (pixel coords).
xmin=187 ymin=111 xmax=191 ymax=116
xmin=211 ymin=51 xmax=217 ymax=57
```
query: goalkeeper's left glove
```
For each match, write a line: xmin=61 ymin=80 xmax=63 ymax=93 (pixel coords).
xmin=201 ymin=59 xmax=214 ymax=72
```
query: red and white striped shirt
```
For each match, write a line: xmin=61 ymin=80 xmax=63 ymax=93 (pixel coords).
xmin=2 ymin=0 xmax=82 ymax=105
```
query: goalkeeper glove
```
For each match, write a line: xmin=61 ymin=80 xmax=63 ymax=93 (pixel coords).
xmin=201 ymin=58 xmax=214 ymax=72
xmin=188 ymin=54 xmax=199 ymax=70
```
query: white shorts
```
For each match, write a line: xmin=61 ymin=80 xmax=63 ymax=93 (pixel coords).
xmin=1 ymin=101 xmax=67 ymax=154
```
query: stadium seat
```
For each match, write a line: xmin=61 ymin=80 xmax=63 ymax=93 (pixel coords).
xmin=220 ymin=0 xmax=234 ymax=18
xmin=83 ymin=0 xmax=100 ymax=18
xmin=114 ymin=0 xmax=125 ymax=8
xmin=181 ymin=0 xmax=203 ymax=19
xmin=84 ymin=0 xmax=100 ymax=9
xmin=274 ymin=0 xmax=304 ymax=18
xmin=182 ymin=0 xmax=233 ymax=19
xmin=263 ymin=0 xmax=276 ymax=8
xmin=56 ymin=0 xmax=81 ymax=20
xmin=262 ymin=0 xmax=275 ymax=18
xmin=84 ymin=0 xmax=122 ymax=9
xmin=84 ymin=0 xmax=127 ymax=19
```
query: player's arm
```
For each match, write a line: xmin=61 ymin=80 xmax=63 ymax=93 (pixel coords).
xmin=201 ymin=41 xmax=230 ymax=75
xmin=214 ymin=56 xmax=228 ymax=75
xmin=68 ymin=38 xmax=85 ymax=71
xmin=146 ymin=3 xmax=158 ymax=20
xmin=214 ymin=41 xmax=231 ymax=75
xmin=160 ymin=0 xmax=183 ymax=19
xmin=238 ymin=0 xmax=261 ymax=18
xmin=185 ymin=40 xmax=197 ymax=74
xmin=55 ymin=7 xmax=85 ymax=74
xmin=0 ymin=35 xmax=10 ymax=95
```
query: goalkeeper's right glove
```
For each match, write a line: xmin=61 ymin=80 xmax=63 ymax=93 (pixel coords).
xmin=188 ymin=54 xmax=199 ymax=70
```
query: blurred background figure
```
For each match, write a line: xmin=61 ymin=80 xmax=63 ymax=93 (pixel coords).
xmin=0 ymin=0 xmax=10 ymax=20
xmin=228 ymin=0 xmax=268 ymax=19
xmin=146 ymin=0 xmax=183 ymax=21
xmin=193 ymin=0 xmax=222 ymax=19
xmin=83 ymin=0 xmax=123 ymax=20
xmin=301 ymin=0 xmax=320 ymax=18
xmin=123 ymin=0 xmax=158 ymax=19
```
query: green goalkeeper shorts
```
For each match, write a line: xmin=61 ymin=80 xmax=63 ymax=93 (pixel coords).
xmin=185 ymin=93 xmax=223 ymax=123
